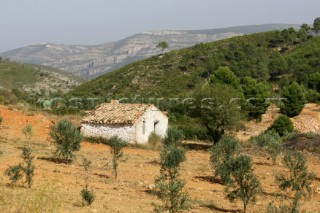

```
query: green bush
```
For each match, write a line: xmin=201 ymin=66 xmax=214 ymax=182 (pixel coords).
xmin=105 ymin=136 xmax=127 ymax=179
xmin=252 ymin=131 xmax=282 ymax=165
xmin=160 ymin=146 xmax=186 ymax=170
xmin=81 ymin=188 xmax=95 ymax=206
xmin=210 ymin=66 xmax=240 ymax=90
xmin=252 ymin=130 xmax=280 ymax=147
xmin=176 ymin=126 xmax=210 ymax=141
xmin=0 ymin=116 xmax=3 ymax=124
xmin=268 ymin=115 xmax=294 ymax=136
xmin=210 ymin=135 xmax=241 ymax=184
xmin=50 ymin=119 xmax=83 ymax=163
xmin=164 ymin=127 xmax=184 ymax=147
xmin=5 ymin=164 xmax=24 ymax=186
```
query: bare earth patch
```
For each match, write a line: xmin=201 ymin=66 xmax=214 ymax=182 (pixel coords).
xmin=0 ymin=104 xmax=320 ymax=212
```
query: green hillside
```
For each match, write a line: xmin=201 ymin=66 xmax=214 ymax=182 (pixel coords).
xmin=0 ymin=60 xmax=84 ymax=93
xmin=0 ymin=59 xmax=86 ymax=105
xmin=69 ymin=29 xmax=320 ymax=98
xmin=0 ymin=60 xmax=39 ymax=90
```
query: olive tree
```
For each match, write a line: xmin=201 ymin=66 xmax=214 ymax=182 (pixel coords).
xmin=80 ymin=158 xmax=95 ymax=206
xmin=50 ymin=119 xmax=83 ymax=163
xmin=210 ymin=135 xmax=241 ymax=184
xmin=276 ymin=151 xmax=316 ymax=212
xmin=193 ymin=84 xmax=243 ymax=143
xmin=106 ymin=136 xmax=127 ymax=179
xmin=5 ymin=147 xmax=35 ymax=188
xmin=153 ymin=131 xmax=189 ymax=212
xmin=226 ymin=155 xmax=262 ymax=213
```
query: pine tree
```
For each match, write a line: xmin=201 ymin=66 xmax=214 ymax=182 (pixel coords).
xmin=280 ymin=81 xmax=306 ymax=117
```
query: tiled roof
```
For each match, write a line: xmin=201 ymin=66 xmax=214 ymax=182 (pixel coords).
xmin=81 ymin=102 xmax=154 ymax=124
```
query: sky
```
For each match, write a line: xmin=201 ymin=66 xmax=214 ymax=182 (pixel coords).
xmin=0 ymin=0 xmax=319 ymax=52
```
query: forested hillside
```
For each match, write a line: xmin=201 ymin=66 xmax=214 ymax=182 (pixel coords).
xmin=66 ymin=25 xmax=320 ymax=141
xmin=69 ymin=27 xmax=319 ymax=98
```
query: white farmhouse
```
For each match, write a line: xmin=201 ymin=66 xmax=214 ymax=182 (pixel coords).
xmin=81 ymin=100 xmax=168 ymax=144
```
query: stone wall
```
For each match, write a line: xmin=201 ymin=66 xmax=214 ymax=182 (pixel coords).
xmin=81 ymin=123 xmax=135 ymax=143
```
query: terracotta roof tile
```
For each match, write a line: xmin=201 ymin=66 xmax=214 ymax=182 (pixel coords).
xmin=81 ymin=102 xmax=154 ymax=124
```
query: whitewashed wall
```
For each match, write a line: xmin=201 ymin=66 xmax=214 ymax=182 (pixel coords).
xmin=81 ymin=105 xmax=168 ymax=144
xmin=81 ymin=123 xmax=135 ymax=142
xmin=134 ymin=106 xmax=168 ymax=143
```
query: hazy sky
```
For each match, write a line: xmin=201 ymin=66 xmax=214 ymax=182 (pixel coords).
xmin=0 ymin=0 xmax=319 ymax=52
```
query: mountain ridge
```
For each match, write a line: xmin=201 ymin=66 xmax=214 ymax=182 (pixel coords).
xmin=0 ymin=24 xmax=299 ymax=79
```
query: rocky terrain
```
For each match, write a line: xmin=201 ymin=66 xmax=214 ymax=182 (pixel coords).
xmin=0 ymin=24 xmax=298 ymax=78
xmin=237 ymin=104 xmax=320 ymax=141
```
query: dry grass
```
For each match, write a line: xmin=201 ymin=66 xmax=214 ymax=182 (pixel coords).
xmin=0 ymin=181 xmax=61 ymax=213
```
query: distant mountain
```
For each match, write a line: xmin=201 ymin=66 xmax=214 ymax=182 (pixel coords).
xmin=0 ymin=60 xmax=84 ymax=95
xmin=0 ymin=24 xmax=299 ymax=79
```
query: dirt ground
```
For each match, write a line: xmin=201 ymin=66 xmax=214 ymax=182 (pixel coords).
xmin=0 ymin=105 xmax=320 ymax=212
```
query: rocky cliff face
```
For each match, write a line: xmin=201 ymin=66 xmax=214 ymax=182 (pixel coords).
xmin=0 ymin=24 xmax=298 ymax=79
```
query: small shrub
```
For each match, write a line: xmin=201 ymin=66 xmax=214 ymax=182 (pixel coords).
xmin=80 ymin=158 xmax=95 ymax=206
xmin=81 ymin=188 xmax=95 ymax=206
xmin=164 ymin=127 xmax=184 ymax=147
xmin=265 ymin=202 xmax=291 ymax=213
xmin=22 ymin=123 xmax=33 ymax=141
xmin=210 ymin=135 xmax=241 ymax=184
xmin=148 ymin=133 xmax=163 ymax=150
xmin=5 ymin=164 xmax=24 ymax=186
xmin=50 ymin=119 xmax=83 ymax=163
xmin=106 ymin=136 xmax=127 ymax=179
xmin=226 ymin=155 xmax=262 ymax=213
xmin=252 ymin=130 xmax=280 ymax=147
xmin=276 ymin=151 xmax=316 ymax=212
xmin=21 ymin=147 xmax=35 ymax=188
xmin=267 ymin=138 xmax=282 ymax=165
xmin=5 ymin=147 xmax=35 ymax=188
xmin=80 ymin=157 xmax=95 ymax=206
xmin=85 ymin=136 xmax=108 ymax=144
xmin=268 ymin=115 xmax=294 ymax=136
xmin=0 ymin=116 xmax=3 ymax=125
xmin=177 ymin=125 xmax=210 ymax=141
